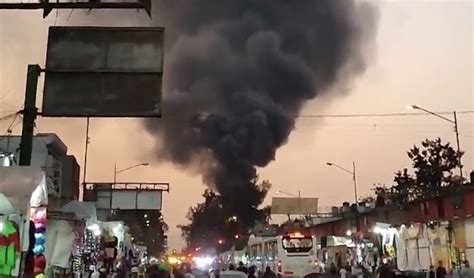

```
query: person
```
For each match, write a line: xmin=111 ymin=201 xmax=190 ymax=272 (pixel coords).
xmin=247 ymin=266 xmax=256 ymax=278
xmin=263 ymin=266 xmax=276 ymax=278
xmin=351 ymin=263 xmax=363 ymax=278
xmin=90 ymin=266 xmax=100 ymax=278
xmin=329 ymin=262 xmax=338 ymax=277
xmin=339 ymin=266 xmax=348 ymax=278
xmin=237 ymin=262 xmax=248 ymax=274
xmin=229 ymin=264 xmax=236 ymax=271
xmin=377 ymin=261 xmax=392 ymax=278
xmin=427 ymin=265 xmax=436 ymax=278
xmin=437 ymin=261 xmax=447 ymax=278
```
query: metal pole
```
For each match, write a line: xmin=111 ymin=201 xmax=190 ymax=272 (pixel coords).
xmin=114 ymin=163 xmax=117 ymax=185
xmin=298 ymin=190 xmax=301 ymax=218
xmin=81 ymin=117 xmax=90 ymax=199
xmin=352 ymin=161 xmax=358 ymax=205
xmin=19 ymin=65 xmax=41 ymax=166
xmin=453 ymin=111 xmax=463 ymax=179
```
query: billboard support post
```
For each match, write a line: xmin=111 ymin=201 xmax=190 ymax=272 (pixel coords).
xmin=19 ymin=64 xmax=42 ymax=166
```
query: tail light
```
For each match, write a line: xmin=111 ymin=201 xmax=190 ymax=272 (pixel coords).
xmin=277 ymin=261 xmax=282 ymax=272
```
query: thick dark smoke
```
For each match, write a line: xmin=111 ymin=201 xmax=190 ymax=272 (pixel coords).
xmin=146 ymin=0 xmax=378 ymax=192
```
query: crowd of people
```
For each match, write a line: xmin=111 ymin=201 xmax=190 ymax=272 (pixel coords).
xmin=324 ymin=259 xmax=474 ymax=278
xmin=85 ymin=258 xmax=474 ymax=277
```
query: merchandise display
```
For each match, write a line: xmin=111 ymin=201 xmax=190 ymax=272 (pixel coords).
xmin=0 ymin=219 xmax=20 ymax=276
xmin=31 ymin=207 xmax=47 ymax=277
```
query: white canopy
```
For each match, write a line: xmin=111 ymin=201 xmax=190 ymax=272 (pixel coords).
xmin=0 ymin=167 xmax=48 ymax=215
xmin=61 ymin=200 xmax=97 ymax=224
xmin=0 ymin=194 xmax=18 ymax=215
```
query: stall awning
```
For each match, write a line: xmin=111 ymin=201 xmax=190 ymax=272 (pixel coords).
xmin=61 ymin=201 xmax=97 ymax=223
xmin=0 ymin=167 xmax=47 ymax=215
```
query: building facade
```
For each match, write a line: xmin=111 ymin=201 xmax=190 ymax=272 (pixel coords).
xmin=0 ymin=133 xmax=80 ymax=208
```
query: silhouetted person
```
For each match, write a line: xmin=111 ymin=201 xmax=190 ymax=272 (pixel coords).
xmin=247 ymin=266 xmax=256 ymax=278
xmin=237 ymin=262 xmax=248 ymax=274
xmin=436 ymin=261 xmax=447 ymax=278
xmin=427 ymin=265 xmax=435 ymax=278
xmin=263 ymin=266 xmax=276 ymax=278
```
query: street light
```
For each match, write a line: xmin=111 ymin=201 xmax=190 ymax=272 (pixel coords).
xmin=411 ymin=104 xmax=463 ymax=178
xmin=326 ymin=161 xmax=358 ymax=205
xmin=276 ymin=190 xmax=300 ymax=198
xmin=113 ymin=162 xmax=149 ymax=184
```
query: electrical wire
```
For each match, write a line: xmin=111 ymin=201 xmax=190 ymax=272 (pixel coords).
xmin=33 ymin=123 xmax=50 ymax=147
xmin=0 ymin=112 xmax=18 ymax=122
xmin=293 ymin=110 xmax=474 ymax=119
xmin=0 ymin=113 xmax=19 ymax=144
xmin=65 ymin=8 xmax=74 ymax=25
xmin=183 ymin=110 xmax=474 ymax=119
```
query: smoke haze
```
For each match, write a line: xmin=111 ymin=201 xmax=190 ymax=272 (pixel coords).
xmin=146 ymin=0 xmax=379 ymax=193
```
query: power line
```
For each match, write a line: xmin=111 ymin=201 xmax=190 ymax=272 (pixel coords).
xmin=0 ymin=113 xmax=19 ymax=144
xmin=293 ymin=110 xmax=474 ymax=119
xmin=0 ymin=111 xmax=18 ymax=122
xmin=174 ymin=110 xmax=474 ymax=119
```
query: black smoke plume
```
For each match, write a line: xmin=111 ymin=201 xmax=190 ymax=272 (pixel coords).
xmin=146 ymin=0 xmax=378 ymax=192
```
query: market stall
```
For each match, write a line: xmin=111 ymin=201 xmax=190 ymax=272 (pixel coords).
xmin=396 ymin=223 xmax=431 ymax=271
xmin=0 ymin=167 xmax=48 ymax=278
xmin=61 ymin=201 xmax=98 ymax=276
xmin=42 ymin=210 xmax=85 ymax=277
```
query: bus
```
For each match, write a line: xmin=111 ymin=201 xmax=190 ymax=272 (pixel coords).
xmin=248 ymin=232 xmax=320 ymax=277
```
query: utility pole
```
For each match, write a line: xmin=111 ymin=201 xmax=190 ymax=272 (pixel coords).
xmin=19 ymin=65 xmax=41 ymax=166
xmin=326 ymin=161 xmax=359 ymax=205
xmin=352 ymin=161 xmax=358 ymax=205
xmin=81 ymin=117 xmax=90 ymax=200
xmin=411 ymin=105 xmax=463 ymax=178
xmin=453 ymin=111 xmax=463 ymax=178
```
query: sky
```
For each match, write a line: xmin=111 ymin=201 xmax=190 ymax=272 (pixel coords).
xmin=0 ymin=1 xmax=473 ymax=250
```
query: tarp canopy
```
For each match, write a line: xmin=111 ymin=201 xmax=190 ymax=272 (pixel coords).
xmin=61 ymin=201 xmax=97 ymax=223
xmin=0 ymin=194 xmax=17 ymax=215
xmin=0 ymin=167 xmax=48 ymax=215
xmin=45 ymin=219 xmax=75 ymax=269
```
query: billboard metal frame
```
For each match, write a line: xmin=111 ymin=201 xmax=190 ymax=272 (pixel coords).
xmin=84 ymin=182 xmax=169 ymax=212
xmin=0 ymin=0 xmax=152 ymax=18
xmin=84 ymin=182 xmax=169 ymax=192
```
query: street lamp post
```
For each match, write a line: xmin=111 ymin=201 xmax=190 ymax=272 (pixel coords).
xmin=326 ymin=161 xmax=358 ymax=205
xmin=113 ymin=162 xmax=149 ymax=185
xmin=411 ymin=105 xmax=463 ymax=178
xmin=276 ymin=190 xmax=301 ymax=199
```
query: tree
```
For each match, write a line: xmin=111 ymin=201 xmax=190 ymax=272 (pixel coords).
xmin=180 ymin=177 xmax=272 ymax=250
xmin=408 ymin=138 xmax=463 ymax=197
xmin=109 ymin=210 xmax=168 ymax=257
xmin=373 ymin=138 xmax=463 ymax=206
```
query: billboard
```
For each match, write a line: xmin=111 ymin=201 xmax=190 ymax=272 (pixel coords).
xmin=111 ymin=190 xmax=162 ymax=210
xmin=271 ymin=197 xmax=319 ymax=215
xmin=42 ymin=26 xmax=164 ymax=117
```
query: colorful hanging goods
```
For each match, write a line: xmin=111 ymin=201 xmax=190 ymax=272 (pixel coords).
xmin=33 ymin=254 xmax=46 ymax=274
xmin=31 ymin=207 xmax=47 ymax=276
xmin=0 ymin=220 xmax=20 ymax=276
